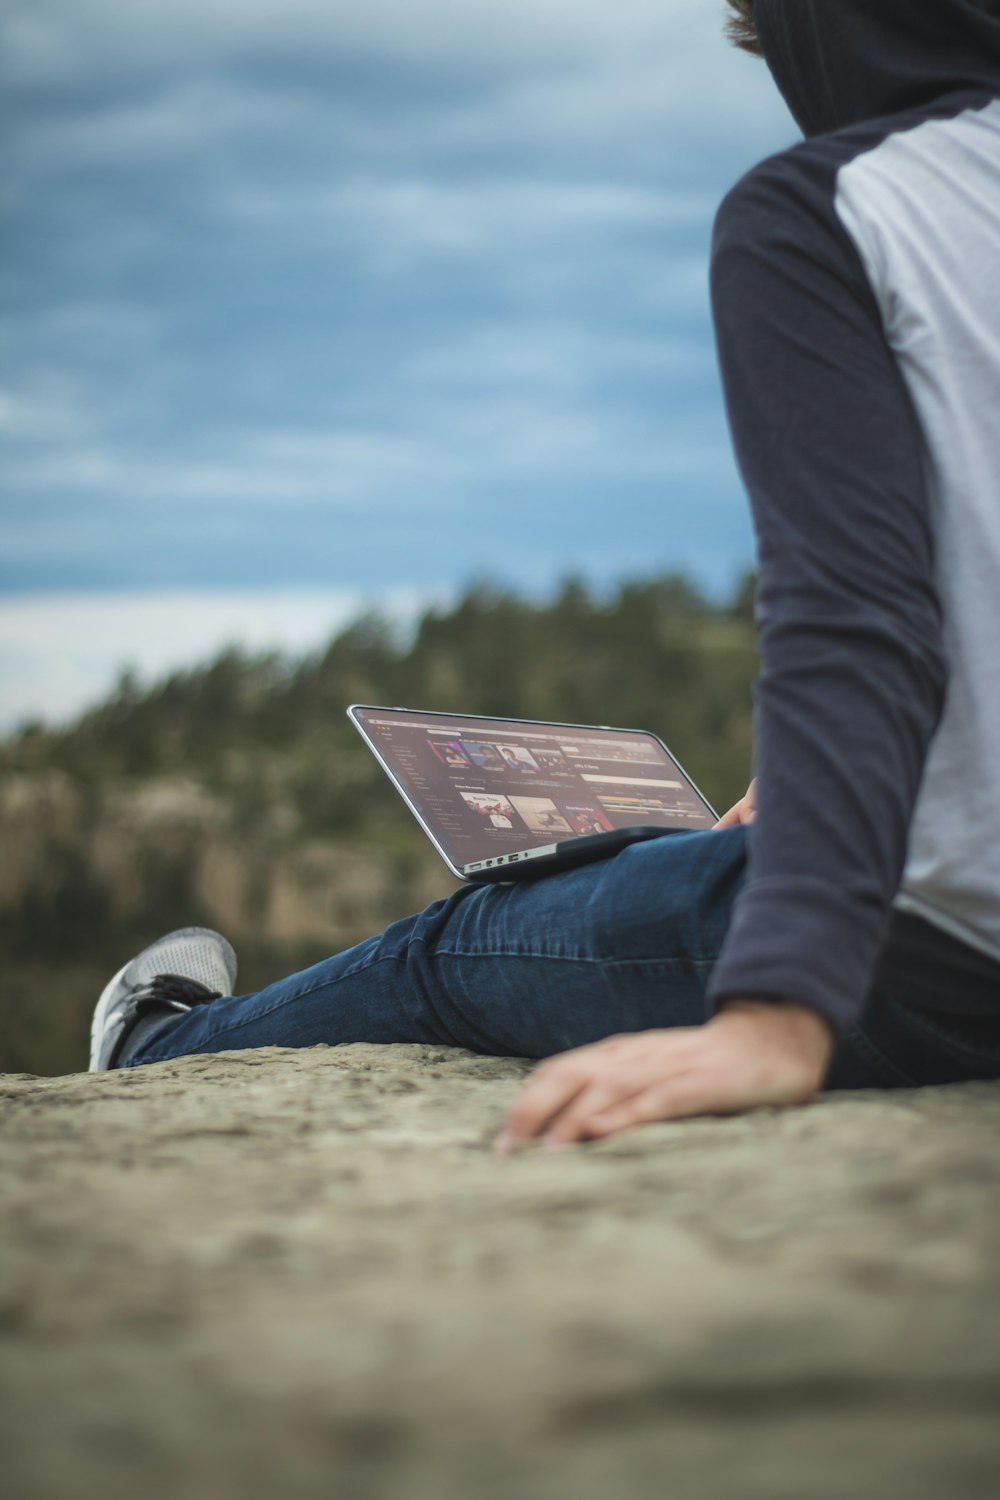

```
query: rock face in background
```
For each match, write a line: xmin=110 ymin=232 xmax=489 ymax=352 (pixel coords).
xmin=2 ymin=1046 xmax=1000 ymax=1500
xmin=0 ymin=771 xmax=452 ymax=949
xmin=0 ymin=772 xmax=453 ymax=1074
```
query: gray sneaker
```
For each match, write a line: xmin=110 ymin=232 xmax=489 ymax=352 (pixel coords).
xmin=89 ymin=926 xmax=238 ymax=1072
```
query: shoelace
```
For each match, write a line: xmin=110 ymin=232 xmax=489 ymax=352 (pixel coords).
xmin=133 ymin=974 xmax=223 ymax=1015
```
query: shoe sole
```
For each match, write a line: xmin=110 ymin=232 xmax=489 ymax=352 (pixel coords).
xmin=89 ymin=960 xmax=130 ymax=1072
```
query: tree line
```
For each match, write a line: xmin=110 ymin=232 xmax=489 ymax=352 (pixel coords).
xmin=6 ymin=571 xmax=758 ymax=827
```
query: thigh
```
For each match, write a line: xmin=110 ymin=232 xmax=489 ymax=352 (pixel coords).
xmin=375 ymin=824 xmax=748 ymax=1057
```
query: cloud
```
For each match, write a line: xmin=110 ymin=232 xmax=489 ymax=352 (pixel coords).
xmin=0 ymin=587 xmax=441 ymax=730
xmin=0 ymin=386 xmax=91 ymax=439
xmin=1 ymin=369 xmax=731 ymax=529
xmin=3 ymin=1 xmax=750 ymax=82
xmin=405 ymin=320 xmax=714 ymax=392
xmin=10 ymin=79 xmax=311 ymax=173
xmin=4 ymin=0 xmax=792 ymax=177
xmin=267 ymin=180 xmax=717 ymax=277
xmin=2 ymin=428 xmax=464 ymax=507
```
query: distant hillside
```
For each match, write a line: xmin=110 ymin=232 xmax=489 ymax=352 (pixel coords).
xmin=0 ymin=573 xmax=758 ymax=1074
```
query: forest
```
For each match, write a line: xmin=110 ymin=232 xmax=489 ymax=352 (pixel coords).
xmin=1 ymin=572 xmax=759 ymax=1074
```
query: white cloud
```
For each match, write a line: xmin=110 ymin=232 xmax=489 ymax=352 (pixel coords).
xmin=4 ymin=0 xmax=792 ymax=179
xmin=1 ymin=424 xmax=466 ymax=508
xmin=2 ymin=1 xmax=743 ymax=81
xmin=0 ymin=586 xmax=442 ymax=730
xmin=405 ymin=321 xmax=714 ymax=391
xmin=414 ymin=40 xmax=788 ymax=166
xmin=0 ymin=381 xmax=109 ymax=441
xmin=1 ymin=349 xmax=733 ymax=529
xmin=0 ymin=389 xmax=69 ymax=438
xmin=9 ymin=77 xmax=327 ymax=177
xmin=282 ymin=180 xmax=716 ymax=273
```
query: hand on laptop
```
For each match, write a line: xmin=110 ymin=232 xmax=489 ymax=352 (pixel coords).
xmin=493 ymin=998 xmax=834 ymax=1151
xmin=715 ymin=777 xmax=756 ymax=827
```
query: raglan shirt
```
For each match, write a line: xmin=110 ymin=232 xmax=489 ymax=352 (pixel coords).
xmin=704 ymin=0 xmax=1000 ymax=1039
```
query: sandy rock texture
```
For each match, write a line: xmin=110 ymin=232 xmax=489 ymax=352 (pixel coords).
xmin=2 ymin=1045 xmax=1000 ymax=1500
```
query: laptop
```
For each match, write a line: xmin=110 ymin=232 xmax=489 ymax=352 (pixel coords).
xmin=348 ymin=704 xmax=718 ymax=883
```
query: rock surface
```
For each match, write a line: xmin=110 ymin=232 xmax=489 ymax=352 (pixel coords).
xmin=0 ymin=770 xmax=451 ymax=951
xmin=2 ymin=1046 xmax=1000 ymax=1500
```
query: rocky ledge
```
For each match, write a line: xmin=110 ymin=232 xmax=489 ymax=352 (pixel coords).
xmin=2 ymin=1046 xmax=1000 ymax=1500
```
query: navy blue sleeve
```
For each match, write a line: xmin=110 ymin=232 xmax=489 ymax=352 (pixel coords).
xmin=706 ymin=147 xmax=948 ymax=1037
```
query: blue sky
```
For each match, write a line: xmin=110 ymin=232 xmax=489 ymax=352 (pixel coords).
xmin=1 ymin=0 xmax=796 ymax=726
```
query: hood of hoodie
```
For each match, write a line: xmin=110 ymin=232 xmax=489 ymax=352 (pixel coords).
xmin=753 ymin=0 xmax=1000 ymax=137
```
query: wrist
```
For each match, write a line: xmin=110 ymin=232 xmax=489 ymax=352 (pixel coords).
xmin=715 ymin=995 xmax=836 ymax=1072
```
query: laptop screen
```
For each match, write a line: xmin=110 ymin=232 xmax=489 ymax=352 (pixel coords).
xmin=350 ymin=706 xmax=717 ymax=871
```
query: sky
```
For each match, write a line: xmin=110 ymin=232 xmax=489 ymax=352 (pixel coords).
xmin=1 ymin=0 xmax=797 ymax=728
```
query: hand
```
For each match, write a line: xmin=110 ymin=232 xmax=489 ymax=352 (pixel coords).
xmin=715 ymin=777 xmax=757 ymax=828
xmin=493 ymin=999 xmax=835 ymax=1151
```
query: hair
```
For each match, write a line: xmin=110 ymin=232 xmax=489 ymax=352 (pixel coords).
xmin=724 ymin=0 xmax=764 ymax=55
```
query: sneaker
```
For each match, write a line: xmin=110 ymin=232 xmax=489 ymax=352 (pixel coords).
xmin=89 ymin=926 xmax=238 ymax=1072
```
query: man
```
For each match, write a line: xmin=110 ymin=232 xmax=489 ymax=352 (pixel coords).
xmin=90 ymin=0 xmax=1000 ymax=1148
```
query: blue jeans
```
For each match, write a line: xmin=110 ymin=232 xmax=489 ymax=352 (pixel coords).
xmin=128 ymin=826 xmax=1000 ymax=1089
